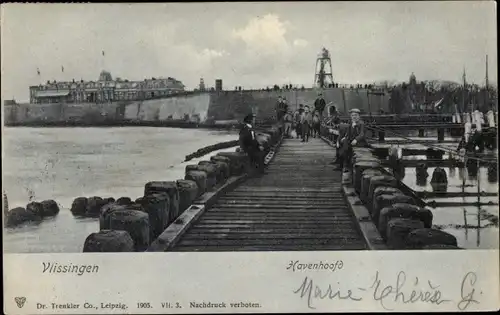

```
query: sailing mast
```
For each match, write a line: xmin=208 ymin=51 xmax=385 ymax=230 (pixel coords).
xmin=462 ymin=67 xmax=466 ymax=113
xmin=485 ymin=55 xmax=489 ymax=110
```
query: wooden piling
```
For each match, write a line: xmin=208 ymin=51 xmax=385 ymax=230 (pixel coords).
xmin=437 ymin=128 xmax=445 ymax=142
xmin=378 ymin=131 xmax=385 ymax=142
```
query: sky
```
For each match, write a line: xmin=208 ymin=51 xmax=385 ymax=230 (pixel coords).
xmin=1 ymin=2 xmax=497 ymax=102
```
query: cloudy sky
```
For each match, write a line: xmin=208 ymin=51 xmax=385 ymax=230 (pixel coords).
xmin=1 ymin=2 xmax=497 ymax=102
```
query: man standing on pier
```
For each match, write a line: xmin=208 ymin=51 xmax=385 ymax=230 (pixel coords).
xmin=283 ymin=109 xmax=293 ymax=138
xmin=335 ymin=108 xmax=367 ymax=172
xmin=314 ymin=93 xmax=326 ymax=118
xmin=300 ymin=105 xmax=313 ymax=142
xmin=294 ymin=104 xmax=305 ymax=139
xmin=239 ymin=113 xmax=265 ymax=175
xmin=276 ymin=96 xmax=287 ymax=122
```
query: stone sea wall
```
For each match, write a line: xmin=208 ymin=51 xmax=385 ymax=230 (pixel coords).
xmin=3 ymin=88 xmax=390 ymax=126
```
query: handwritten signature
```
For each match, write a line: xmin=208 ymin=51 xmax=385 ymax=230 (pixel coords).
xmin=293 ymin=271 xmax=480 ymax=311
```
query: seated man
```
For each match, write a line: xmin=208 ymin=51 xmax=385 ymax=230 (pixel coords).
xmin=335 ymin=108 xmax=367 ymax=172
xmin=239 ymin=113 xmax=265 ymax=174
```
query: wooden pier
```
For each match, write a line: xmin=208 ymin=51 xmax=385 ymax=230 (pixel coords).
xmin=170 ymin=138 xmax=370 ymax=251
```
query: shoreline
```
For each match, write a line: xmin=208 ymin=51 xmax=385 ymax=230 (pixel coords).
xmin=3 ymin=120 xmax=239 ymax=129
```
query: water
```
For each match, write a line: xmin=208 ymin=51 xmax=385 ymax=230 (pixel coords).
xmin=399 ymin=163 xmax=499 ymax=250
xmin=3 ymin=127 xmax=498 ymax=251
xmin=3 ymin=127 xmax=239 ymax=253
xmin=376 ymin=130 xmax=499 ymax=249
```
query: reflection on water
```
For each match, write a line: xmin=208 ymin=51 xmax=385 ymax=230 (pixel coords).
xmin=3 ymin=127 xmax=239 ymax=253
xmin=401 ymin=161 xmax=499 ymax=249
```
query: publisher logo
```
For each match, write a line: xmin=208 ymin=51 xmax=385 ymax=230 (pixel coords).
xmin=15 ymin=297 xmax=27 ymax=308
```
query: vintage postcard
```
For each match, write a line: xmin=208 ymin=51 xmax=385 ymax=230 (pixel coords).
xmin=2 ymin=1 xmax=499 ymax=313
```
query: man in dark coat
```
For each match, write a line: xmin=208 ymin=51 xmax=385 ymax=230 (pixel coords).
xmin=294 ymin=104 xmax=305 ymax=139
xmin=314 ymin=93 xmax=326 ymax=117
xmin=239 ymin=113 xmax=265 ymax=174
xmin=276 ymin=96 xmax=287 ymax=122
xmin=335 ymin=108 xmax=368 ymax=172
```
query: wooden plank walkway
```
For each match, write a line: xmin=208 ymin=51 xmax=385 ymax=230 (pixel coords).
xmin=171 ymin=137 xmax=368 ymax=251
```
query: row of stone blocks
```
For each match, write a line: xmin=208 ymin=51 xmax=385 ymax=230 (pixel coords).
xmin=4 ymin=200 xmax=60 ymax=227
xmin=82 ymin=126 xmax=283 ymax=252
xmin=350 ymin=147 xmax=461 ymax=250
xmin=184 ymin=140 xmax=239 ymax=162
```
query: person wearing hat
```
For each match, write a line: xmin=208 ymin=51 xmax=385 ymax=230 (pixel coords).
xmin=239 ymin=113 xmax=265 ymax=174
xmin=335 ymin=108 xmax=367 ymax=172
xmin=314 ymin=93 xmax=326 ymax=118
xmin=293 ymin=104 xmax=305 ymax=139
xmin=276 ymin=96 xmax=287 ymax=122
xmin=300 ymin=105 xmax=313 ymax=142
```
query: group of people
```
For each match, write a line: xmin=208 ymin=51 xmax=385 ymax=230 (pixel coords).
xmin=239 ymin=97 xmax=368 ymax=176
xmin=276 ymin=93 xmax=328 ymax=142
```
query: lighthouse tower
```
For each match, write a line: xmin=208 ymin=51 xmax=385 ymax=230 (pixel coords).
xmin=314 ymin=47 xmax=334 ymax=88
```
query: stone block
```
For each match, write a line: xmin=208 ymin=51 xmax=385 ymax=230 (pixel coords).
xmin=210 ymin=155 xmax=231 ymax=167
xmin=144 ymin=181 xmax=180 ymax=223
xmin=367 ymin=175 xmax=398 ymax=205
xmin=176 ymin=180 xmax=199 ymax=215
xmin=139 ymin=192 xmax=170 ymax=239
xmin=5 ymin=207 xmax=41 ymax=227
xmin=372 ymin=186 xmax=403 ymax=202
xmin=26 ymin=202 xmax=44 ymax=217
xmin=372 ymin=194 xmax=415 ymax=223
xmin=185 ymin=170 xmax=207 ymax=196
xmin=198 ymin=161 xmax=223 ymax=184
xmin=386 ymin=218 xmax=425 ymax=249
xmin=109 ymin=210 xmax=150 ymax=251
xmin=40 ymin=200 xmax=60 ymax=217
xmin=194 ymin=164 xmax=218 ymax=190
xmin=70 ymin=197 xmax=88 ymax=216
xmin=86 ymin=196 xmax=109 ymax=217
xmin=213 ymin=161 xmax=230 ymax=179
xmin=354 ymin=163 xmax=382 ymax=194
xmin=83 ymin=230 xmax=135 ymax=252
xmin=99 ymin=203 xmax=127 ymax=230
xmin=359 ymin=169 xmax=384 ymax=200
xmin=406 ymin=228 xmax=458 ymax=249
xmin=217 ymin=152 xmax=247 ymax=175
xmin=379 ymin=203 xmax=433 ymax=237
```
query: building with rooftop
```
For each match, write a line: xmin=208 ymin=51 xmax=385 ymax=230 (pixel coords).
xmin=29 ymin=71 xmax=185 ymax=104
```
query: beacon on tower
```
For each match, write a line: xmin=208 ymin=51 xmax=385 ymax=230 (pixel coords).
xmin=314 ymin=47 xmax=334 ymax=88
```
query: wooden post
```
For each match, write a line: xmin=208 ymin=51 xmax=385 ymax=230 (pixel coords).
xmin=437 ymin=128 xmax=445 ymax=142
xmin=341 ymin=88 xmax=347 ymax=114
xmin=476 ymin=157 xmax=481 ymax=247
xmin=378 ymin=131 xmax=385 ymax=142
